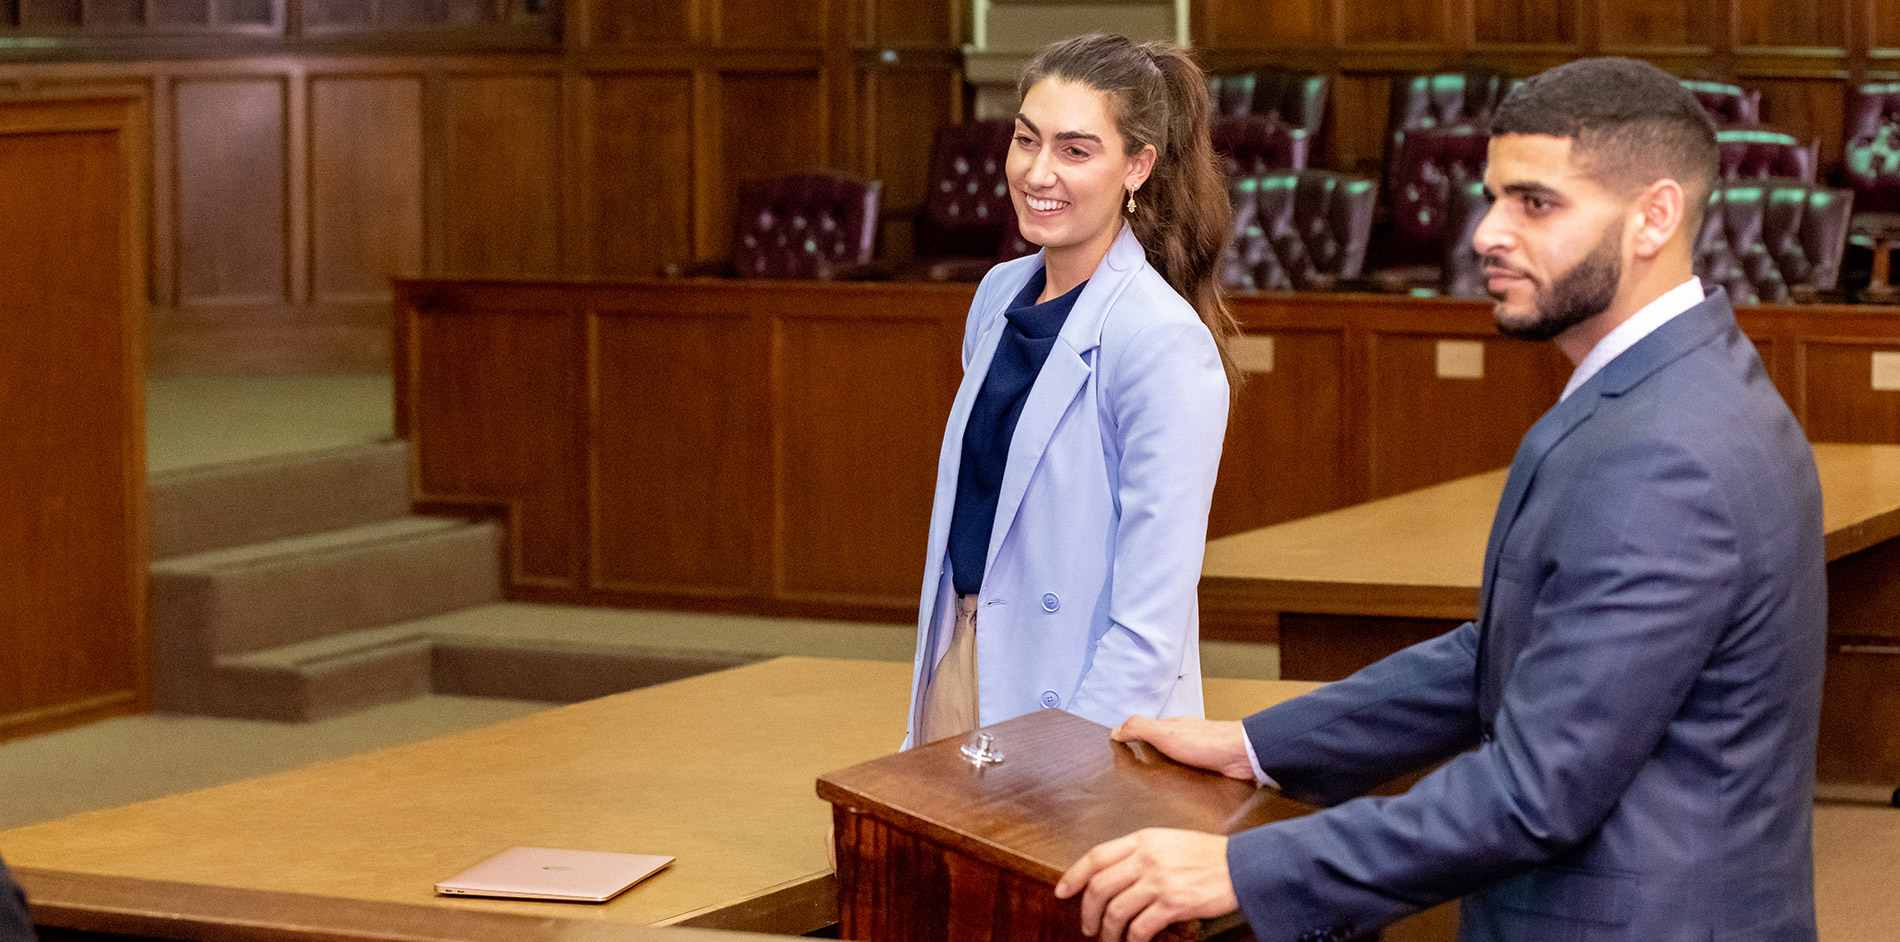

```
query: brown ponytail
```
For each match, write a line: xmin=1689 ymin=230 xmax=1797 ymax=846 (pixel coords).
xmin=1019 ymin=33 xmax=1242 ymax=387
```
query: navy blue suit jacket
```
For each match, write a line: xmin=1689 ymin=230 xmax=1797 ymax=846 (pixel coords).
xmin=1228 ymin=289 xmax=1826 ymax=941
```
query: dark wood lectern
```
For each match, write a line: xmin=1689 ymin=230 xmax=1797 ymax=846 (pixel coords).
xmin=817 ymin=709 xmax=1320 ymax=942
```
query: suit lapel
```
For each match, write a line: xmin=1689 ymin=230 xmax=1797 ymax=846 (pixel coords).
xmin=923 ymin=297 xmax=1013 ymax=563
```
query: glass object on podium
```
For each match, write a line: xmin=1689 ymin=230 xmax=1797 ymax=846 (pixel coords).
xmin=817 ymin=709 xmax=1325 ymax=942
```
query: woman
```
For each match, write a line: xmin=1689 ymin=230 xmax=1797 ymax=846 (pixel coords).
xmin=903 ymin=33 xmax=1237 ymax=748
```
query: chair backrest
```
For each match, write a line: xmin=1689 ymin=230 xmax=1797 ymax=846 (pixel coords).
xmin=1389 ymin=122 xmax=1491 ymax=246
xmin=1220 ymin=170 xmax=1378 ymax=292
xmin=1843 ymin=83 xmax=1900 ymax=214
xmin=732 ymin=172 xmax=881 ymax=279
xmin=1209 ymin=67 xmax=1331 ymax=137
xmin=1681 ymin=79 xmax=1762 ymax=125
xmin=1211 ymin=115 xmax=1311 ymax=176
xmin=1694 ymin=179 xmax=1854 ymax=304
xmin=916 ymin=120 xmax=1016 ymax=257
xmin=1384 ymin=69 xmax=1510 ymax=194
xmin=1441 ymin=178 xmax=1492 ymax=298
xmin=1716 ymin=126 xmax=1817 ymax=182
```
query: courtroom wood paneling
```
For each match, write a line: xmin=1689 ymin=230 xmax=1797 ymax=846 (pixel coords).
xmin=587 ymin=0 xmax=697 ymax=46
xmin=864 ymin=65 xmax=957 ymax=256
xmin=1735 ymin=0 xmax=1846 ymax=49
xmin=590 ymin=308 xmax=763 ymax=595
xmin=0 ymin=97 xmax=146 ymax=740
xmin=1208 ymin=329 xmax=1350 ymax=538
xmin=1474 ymin=0 xmax=1577 ymax=45
xmin=410 ymin=299 xmax=581 ymax=586
xmin=775 ymin=312 xmax=954 ymax=603
xmin=718 ymin=0 xmax=821 ymax=46
xmin=397 ymin=281 xmax=1900 ymax=620
xmin=582 ymin=72 xmax=696 ymax=277
xmin=1751 ymin=78 xmax=1846 ymax=166
xmin=438 ymin=73 xmax=563 ymax=276
xmin=1364 ymin=332 xmax=1570 ymax=498
xmin=1328 ymin=73 xmax=1390 ymax=176
xmin=1597 ymin=0 xmax=1718 ymax=48
xmin=713 ymin=70 xmax=825 ymax=256
xmin=1340 ymin=0 xmax=1451 ymax=46
xmin=866 ymin=0 xmax=954 ymax=46
xmin=309 ymin=75 xmax=423 ymax=303
xmin=174 ymin=77 xmax=285 ymax=305
xmin=1876 ymin=0 xmax=1900 ymax=50
xmin=1200 ymin=0 xmax=1327 ymax=48
xmin=1799 ymin=340 xmax=1900 ymax=442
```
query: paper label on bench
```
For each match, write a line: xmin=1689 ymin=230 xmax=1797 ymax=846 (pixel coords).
xmin=1435 ymin=340 xmax=1485 ymax=380
xmin=1873 ymin=351 xmax=1900 ymax=391
xmin=1234 ymin=335 xmax=1275 ymax=374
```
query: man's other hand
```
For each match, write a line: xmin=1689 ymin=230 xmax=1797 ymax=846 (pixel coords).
xmin=1054 ymin=828 xmax=1238 ymax=942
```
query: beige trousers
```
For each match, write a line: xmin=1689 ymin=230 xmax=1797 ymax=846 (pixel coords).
xmin=918 ymin=594 xmax=980 ymax=745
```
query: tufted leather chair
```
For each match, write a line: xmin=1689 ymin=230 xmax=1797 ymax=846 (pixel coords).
xmin=1388 ymin=122 xmax=1490 ymax=249
xmin=1716 ymin=126 xmax=1818 ymax=182
xmin=1383 ymin=69 xmax=1510 ymax=198
xmin=1212 ymin=115 xmax=1311 ymax=175
xmin=1209 ymin=67 xmax=1331 ymax=138
xmin=1844 ymin=83 xmax=1900 ymax=296
xmin=915 ymin=119 xmax=1017 ymax=258
xmin=1681 ymin=79 xmax=1762 ymax=125
xmin=666 ymin=172 xmax=879 ymax=279
xmin=1694 ymin=179 xmax=1854 ymax=304
xmin=1441 ymin=178 xmax=1493 ymax=298
xmin=1220 ymin=171 xmax=1377 ymax=292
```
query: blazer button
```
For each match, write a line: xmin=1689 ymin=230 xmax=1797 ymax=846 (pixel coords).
xmin=1041 ymin=592 xmax=1061 ymax=613
xmin=1039 ymin=690 xmax=1061 ymax=708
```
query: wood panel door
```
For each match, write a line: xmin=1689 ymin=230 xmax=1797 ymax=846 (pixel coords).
xmin=0 ymin=95 xmax=149 ymax=740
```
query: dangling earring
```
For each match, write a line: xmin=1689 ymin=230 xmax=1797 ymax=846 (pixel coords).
xmin=1126 ymin=189 xmax=1137 ymax=215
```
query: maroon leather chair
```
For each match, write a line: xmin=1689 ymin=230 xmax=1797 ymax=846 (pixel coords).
xmin=1716 ymin=126 xmax=1818 ymax=182
xmin=1681 ymin=79 xmax=1762 ymax=126
xmin=1208 ymin=67 xmax=1331 ymax=139
xmin=1694 ymin=179 xmax=1854 ymax=304
xmin=1388 ymin=122 xmax=1490 ymax=249
xmin=915 ymin=119 xmax=1016 ymax=258
xmin=668 ymin=171 xmax=880 ymax=279
xmin=1844 ymin=83 xmax=1900 ymax=296
xmin=1441 ymin=178 xmax=1493 ymax=298
xmin=1383 ymin=69 xmax=1510 ymax=198
xmin=1220 ymin=171 xmax=1377 ymax=292
xmin=1211 ymin=115 xmax=1312 ymax=176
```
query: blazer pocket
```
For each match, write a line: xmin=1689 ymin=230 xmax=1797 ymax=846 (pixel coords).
xmin=1488 ymin=865 xmax=1636 ymax=927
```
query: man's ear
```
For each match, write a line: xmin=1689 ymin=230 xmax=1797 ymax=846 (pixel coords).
xmin=1632 ymin=178 xmax=1689 ymax=260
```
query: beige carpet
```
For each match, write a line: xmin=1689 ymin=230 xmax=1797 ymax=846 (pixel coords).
xmin=147 ymin=374 xmax=393 ymax=473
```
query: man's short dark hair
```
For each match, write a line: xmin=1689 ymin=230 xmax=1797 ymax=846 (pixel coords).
xmin=1490 ymin=57 xmax=1718 ymax=224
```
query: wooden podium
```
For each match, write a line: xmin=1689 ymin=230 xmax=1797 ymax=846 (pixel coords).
xmin=817 ymin=709 xmax=1320 ymax=942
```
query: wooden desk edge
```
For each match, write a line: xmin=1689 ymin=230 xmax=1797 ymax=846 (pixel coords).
xmin=15 ymin=867 xmax=778 ymax=941
xmin=1200 ymin=576 xmax=1480 ymax=621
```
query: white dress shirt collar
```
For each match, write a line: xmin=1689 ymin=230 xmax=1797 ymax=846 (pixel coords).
xmin=1560 ymin=277 xmax=1704 ymax=402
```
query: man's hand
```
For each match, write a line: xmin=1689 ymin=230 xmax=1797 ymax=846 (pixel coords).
xmin=1054 ymin=828 xmax=1238 ymax=942
xmin=1113 ymin=716 xmax=1257 ymax=782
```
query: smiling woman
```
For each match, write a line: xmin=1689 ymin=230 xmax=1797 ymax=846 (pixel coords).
xmin=899 ymin=33 xmax=1237 ymax=755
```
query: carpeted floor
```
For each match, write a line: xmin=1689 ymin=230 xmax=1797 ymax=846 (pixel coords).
xmin=147 ymin=374 xmax=393 ymax=473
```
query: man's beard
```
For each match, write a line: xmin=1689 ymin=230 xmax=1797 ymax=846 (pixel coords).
xmin=1490 ymin=221 xmax=1621 ymax=342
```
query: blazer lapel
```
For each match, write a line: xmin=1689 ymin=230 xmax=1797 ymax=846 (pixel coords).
xmin=980 ymin=224 xmax=1147 ymax=577
xmin=923 ymin=304 xmax=1011 ymax=563
xmin=982 ymin=345 xmax=1092 ymax=573
xmin=1478 ymin=388 xmax=1597 ymax=611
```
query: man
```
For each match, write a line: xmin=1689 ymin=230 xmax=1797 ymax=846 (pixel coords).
xmin=1055 ymin=57 xmax=1826 ymax=942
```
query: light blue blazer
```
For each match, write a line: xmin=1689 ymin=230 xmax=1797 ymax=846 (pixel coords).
xmin=902 ymin=224 xmax=1230 ymax=748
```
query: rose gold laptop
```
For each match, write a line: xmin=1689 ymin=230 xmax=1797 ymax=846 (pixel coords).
xmin=434 ymin=846 xmax=674 ymax=903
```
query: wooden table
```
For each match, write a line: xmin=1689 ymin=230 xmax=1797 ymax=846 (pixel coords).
xmin=3 ymin=657 xmax=1320 ymax=940
xmin=1201 ymin=442 xmax=1900 ymax=786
